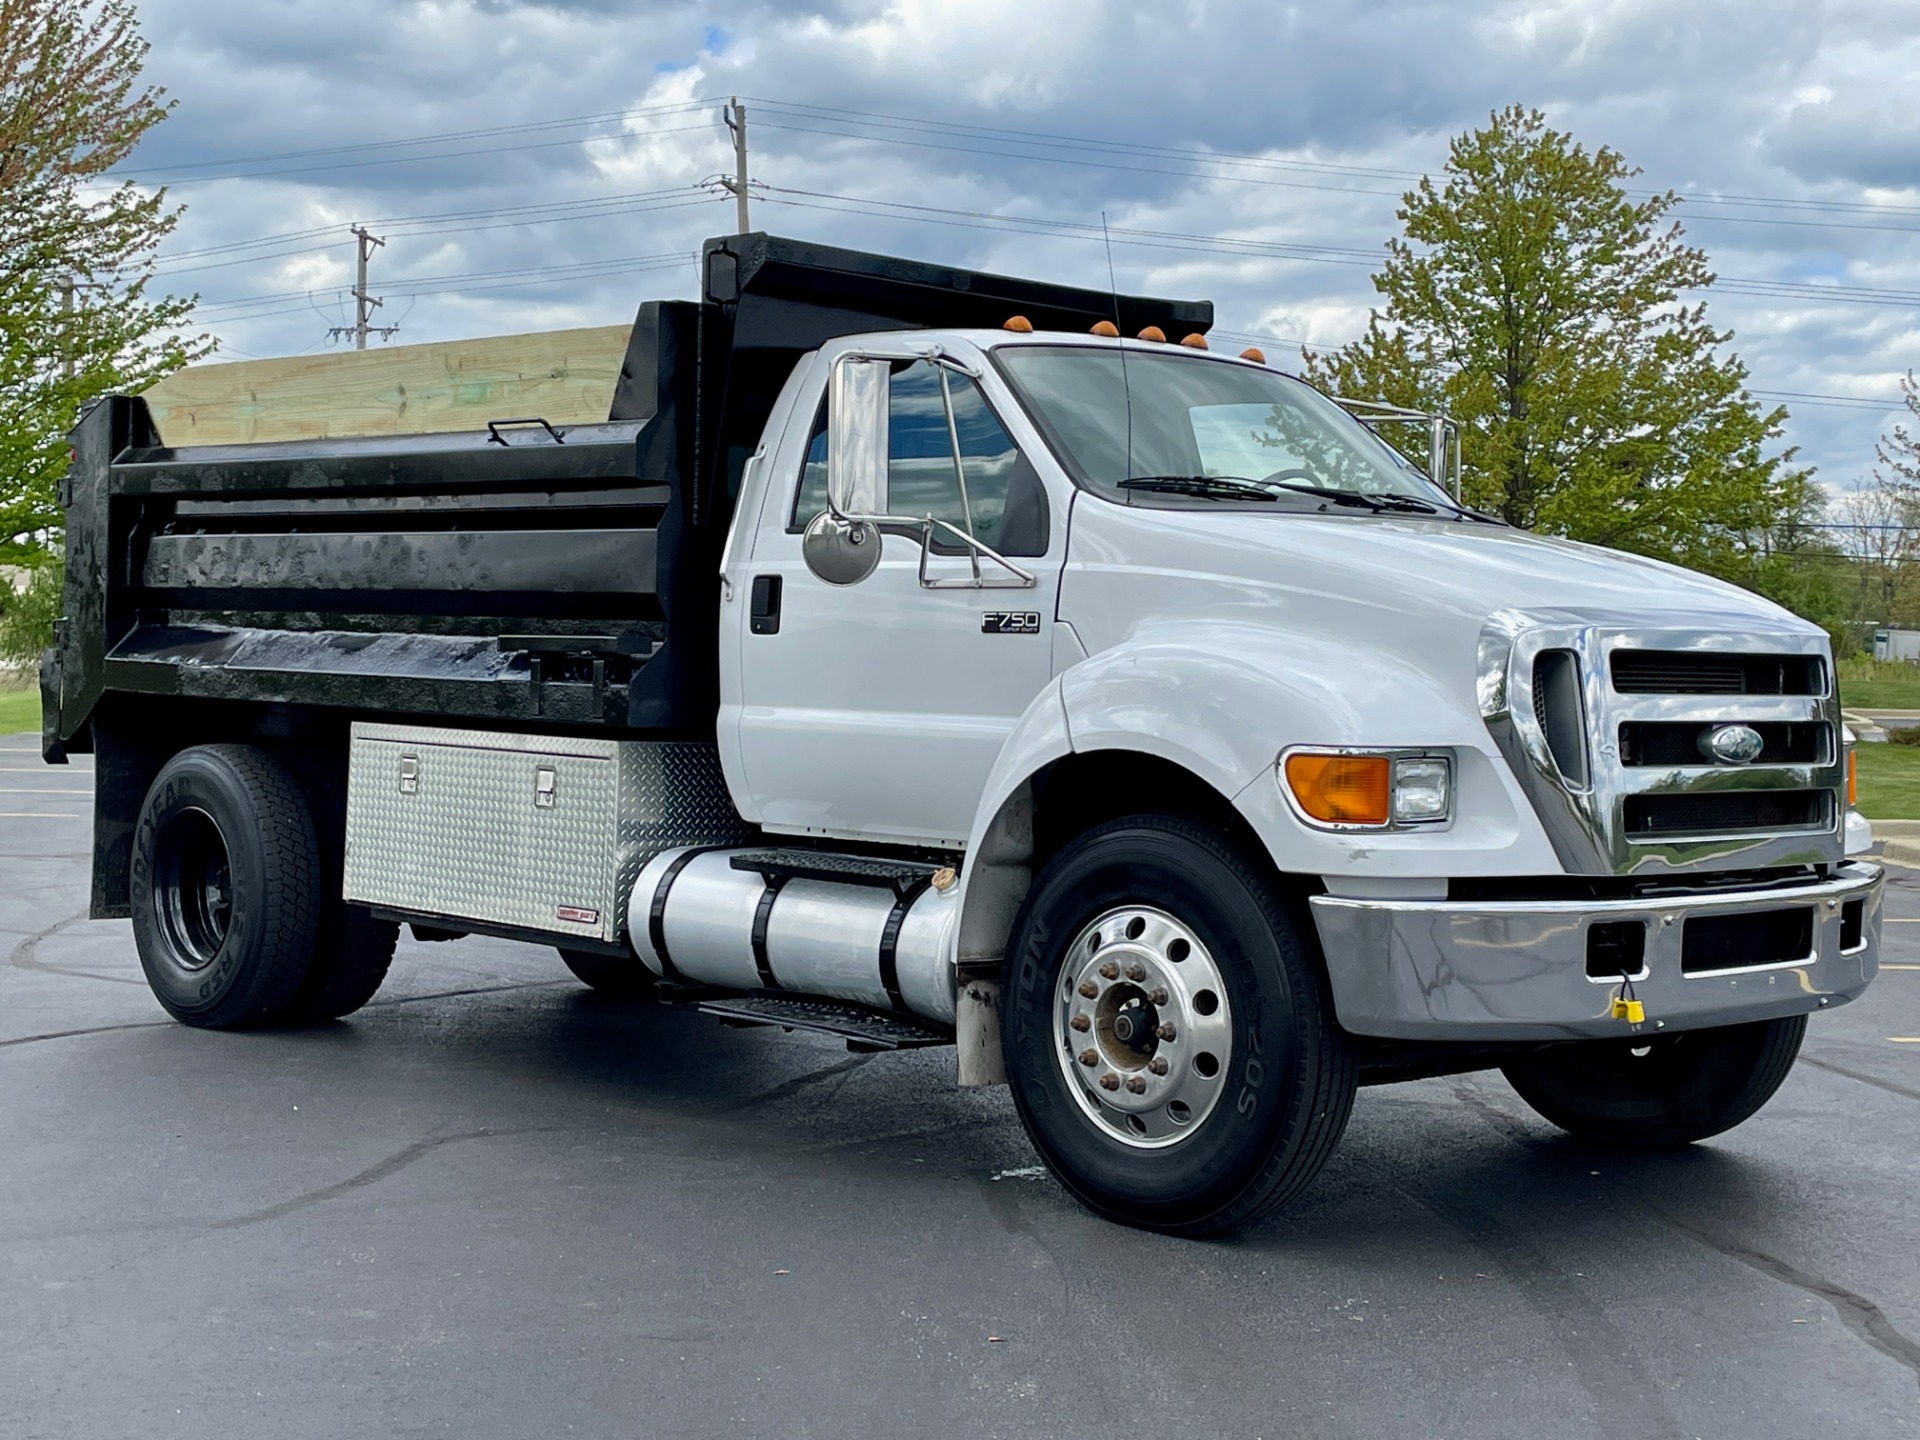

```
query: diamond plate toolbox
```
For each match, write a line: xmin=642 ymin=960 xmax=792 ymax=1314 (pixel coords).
xmin=343 ymin=723 xmax=748 ymax=943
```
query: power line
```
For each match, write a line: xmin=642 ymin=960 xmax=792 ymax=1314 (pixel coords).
xmin=108 ymin=99 xmax=721 ymax=184
xmin=1208 ymin=328 xmax=1905 ymax=414
xmin=155 ymin=184 xmax=705 ymax=264
xmin=198 ymin=250 xmax=695 ymax=312
xmin=750 ymin=185 xmax=1920 ymax=312
xmin=197 ymin=254 xmax=697 ymax=326
xmin=150 ymin=193 xmax=721 ymax=278
xmin=741 ymin=97 xmax=1920 ymax=228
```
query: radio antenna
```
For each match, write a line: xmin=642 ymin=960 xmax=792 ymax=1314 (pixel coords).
xmin=1102 ymin=212 xmax=1134 ymax=492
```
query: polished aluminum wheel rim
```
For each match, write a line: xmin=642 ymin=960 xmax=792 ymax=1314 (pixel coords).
xmin=1051 ymin=905 xmax=1234 ymax=1149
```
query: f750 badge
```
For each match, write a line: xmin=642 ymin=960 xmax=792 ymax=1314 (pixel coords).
xmin=982 ymin=611 xmax=1042 ymax=634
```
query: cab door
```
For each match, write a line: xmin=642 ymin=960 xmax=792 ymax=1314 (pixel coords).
xmin=723 ymin=342 xmax=1064 ymax=849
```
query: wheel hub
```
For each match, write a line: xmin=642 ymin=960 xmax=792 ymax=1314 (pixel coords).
xmin=1053 ymin=906 xmax=1233 ymax=1148
xmin=153 ymin=806 xmax=234 ymax=972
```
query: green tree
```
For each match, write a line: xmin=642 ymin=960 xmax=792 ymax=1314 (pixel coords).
xmin=0 ymin=0 xmax=207 ymax=568
xmin=1874 ymin=370 xmax=1920 ymax=493
xmin=1302 ymin=105 xmax=1810 ymax=583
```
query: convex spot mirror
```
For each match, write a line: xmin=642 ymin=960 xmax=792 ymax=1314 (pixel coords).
xmin=803 ymin=355 xmax=892 ymax=586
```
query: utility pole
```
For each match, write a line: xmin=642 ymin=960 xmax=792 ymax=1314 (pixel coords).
xmin=721 ymin=98 xmax=751 ymax=234
xmin=329 ymin=225 xmax=399 ymax=349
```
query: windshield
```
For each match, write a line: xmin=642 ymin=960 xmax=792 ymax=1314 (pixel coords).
xmin=993 ymin=344 xmax=1451 ymax=510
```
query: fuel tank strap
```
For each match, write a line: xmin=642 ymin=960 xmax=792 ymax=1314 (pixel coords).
xmin=751 ymin=875 xmax=789 ymax=989
xmin=877 ymin=876 xmax=935 ymax=1014
xmin=650 ymin=846 xmax=727 ymax=983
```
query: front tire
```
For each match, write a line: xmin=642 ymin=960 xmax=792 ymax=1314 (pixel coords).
xmin=1499 ymin=1015 xmax=1807 ymax=1147
xmin=130 ymin=745 xmax=322 ymax=1029
xmin=1002 ymin=815 xmax=1356 ymax=1236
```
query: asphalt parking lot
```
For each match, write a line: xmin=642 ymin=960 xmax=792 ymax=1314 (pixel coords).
xmin=3 ymin=731 xmax=1918 ymax=1440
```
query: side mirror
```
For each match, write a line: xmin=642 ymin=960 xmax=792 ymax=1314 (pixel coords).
xmin=827 ymin=356 xmax=890 ymax=519
xmin=804 ymin=356 xmax=892 ymax=586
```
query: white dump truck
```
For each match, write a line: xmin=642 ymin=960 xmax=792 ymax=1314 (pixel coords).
xmin=42 ymin=234 xmax=1882 ymax=1234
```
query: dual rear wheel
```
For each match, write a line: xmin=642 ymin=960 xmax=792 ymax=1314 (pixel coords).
xmin=131 ymin=745 xmax=398 ymax=1029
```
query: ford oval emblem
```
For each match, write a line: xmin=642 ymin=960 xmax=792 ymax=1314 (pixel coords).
xmin=1701 ymin=724 xmax=1765 ymax=765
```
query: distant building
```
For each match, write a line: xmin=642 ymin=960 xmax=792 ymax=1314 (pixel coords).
xmin=1873 ymin=628 xmax=1920 ymax=663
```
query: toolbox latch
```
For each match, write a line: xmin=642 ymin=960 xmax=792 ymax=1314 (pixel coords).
xmin=535 ymin=765 xmax=557 ymax=809
xmin=399 ymin=754 xmax=419 ymax=795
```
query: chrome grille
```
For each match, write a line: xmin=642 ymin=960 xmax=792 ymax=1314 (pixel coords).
xmin=1623 ymin=789 xmax=1830 ymax=836
xmin=1610 ymin=650 xmax=1825 ymax=696
xmin=1618 ymin=720 xmax=1831 ymax=767
xmin=1481 ymin=620 xmax=1844 ymax=876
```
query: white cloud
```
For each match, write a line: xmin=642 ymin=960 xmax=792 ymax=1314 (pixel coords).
xmin=126 ymin=0 xmax=1920 ymax=476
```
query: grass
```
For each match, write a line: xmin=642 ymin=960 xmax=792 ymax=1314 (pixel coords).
xmin=1837 ymin=656 xmax=1920 ymax=712
xmin=0 ymin=683 xmax=39 ymax=736
xmin=1852 ymin=743 xmax=1920 ymax=820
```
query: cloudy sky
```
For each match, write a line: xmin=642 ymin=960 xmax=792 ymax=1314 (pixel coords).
xmin=120 ymin=0 xmax=1920 ymax=487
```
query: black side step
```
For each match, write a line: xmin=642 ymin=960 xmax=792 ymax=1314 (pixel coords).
xmin=727 ymin=848 xmax=942 ymax=898
xmin=696 ymin=992 xmax=954 ymax=1053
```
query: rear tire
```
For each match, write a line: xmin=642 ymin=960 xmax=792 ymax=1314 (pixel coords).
xmin=289 ymin=904 xmax=400 ymax=1022
xmin=1499 ymin=1015 xmax=1807 ymax=1147
xmin=130 ymin=745 xmax=321 ymax=1029
xmin=558 ymin=947 xmax=656 ymax=997
xmin=1002 ymin=814 xmax=1356 ymax=1236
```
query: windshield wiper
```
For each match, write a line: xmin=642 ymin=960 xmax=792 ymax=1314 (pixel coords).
xmin=1119 ymin=475 xmax=1281 ymax=502
xmin=1119 ymin=474 xmax=1448 ymax=516
xmin=1261 ymin=481 xmax=1440 ymax=515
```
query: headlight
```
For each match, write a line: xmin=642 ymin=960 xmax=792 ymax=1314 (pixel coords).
xmin=1281 ymin=749 xmax=1452 ymax=830
xmin=1392 ymin=756 xmax=1452 ymax=823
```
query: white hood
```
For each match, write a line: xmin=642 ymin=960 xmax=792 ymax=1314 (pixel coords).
xmin=1062 ymin=499 xmax=1809 ymax=639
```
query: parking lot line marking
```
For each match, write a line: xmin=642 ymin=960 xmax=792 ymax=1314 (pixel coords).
xmin=1882 ymin=964 xmax=1920 ymax=971
xmin=0 ymin=812 xmax=81 ymax=819
xmin=1890 ymin=1038 xmax=1920 ymax=1044
xmin=0 ymin=788 xmax=91 ymax=794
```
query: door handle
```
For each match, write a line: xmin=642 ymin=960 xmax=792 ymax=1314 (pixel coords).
xmin=750 ymin=574 xmax=783 ymax=635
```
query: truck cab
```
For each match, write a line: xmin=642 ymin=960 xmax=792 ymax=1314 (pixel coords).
xmin=41 ymin=235 xmax=1883 ymax=1235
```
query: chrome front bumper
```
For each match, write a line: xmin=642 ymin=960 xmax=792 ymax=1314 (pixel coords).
xmin=1309 ymin=861 xmax=1883 ymax=1041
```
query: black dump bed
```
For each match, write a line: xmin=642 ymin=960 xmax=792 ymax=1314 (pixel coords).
xmin=42 ymin=232 xmax=1212 ymax=761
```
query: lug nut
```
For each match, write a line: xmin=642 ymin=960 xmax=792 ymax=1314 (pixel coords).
xmin=1157 ymin=1023 xmax=1177 ymax=1042
xmin=1098 ymin=961 xmax=1120 ymax=981
xmin=1124 ymin=963 xmax=1147 ymax=982
xmin=1070 ymin=1013 xmax=1091 ymax=1033
xmin=1098 ymin=1072 xmax=1121 ymax=1091
xmin=1148 ymin=988 xmax=1169 ymax=1006
xmin=1148 ymin=1057 xmax=1170 ymax=1076
xmin=1125 ymin=1075 xmax=1148 ymax=1094
xmin=1078 ymin=1049 xmax=1099 ymax=1067
xmin=1078 ymin=980 xmax=1099 ymax=999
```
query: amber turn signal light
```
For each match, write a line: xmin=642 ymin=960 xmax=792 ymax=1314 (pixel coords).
xmin=1848 ymin=748 xmax=1858 ymax=807
xmin=1284 ymin=753 xmax=1391 ymax=825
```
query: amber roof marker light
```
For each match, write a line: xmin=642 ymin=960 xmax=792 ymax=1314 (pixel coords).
xmin=1239 ymin=347 xmax=1267 ymax=364
xmin=1180 ymin=333 xmax=1208 ymax=350
xmin=1137 ymin=325 xmax=1166 ymax=343
xmin=1090 ymin=320 xmax=1120 ymax=337
xmin=1003 ymin=314 xmax=1034 ymax=332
